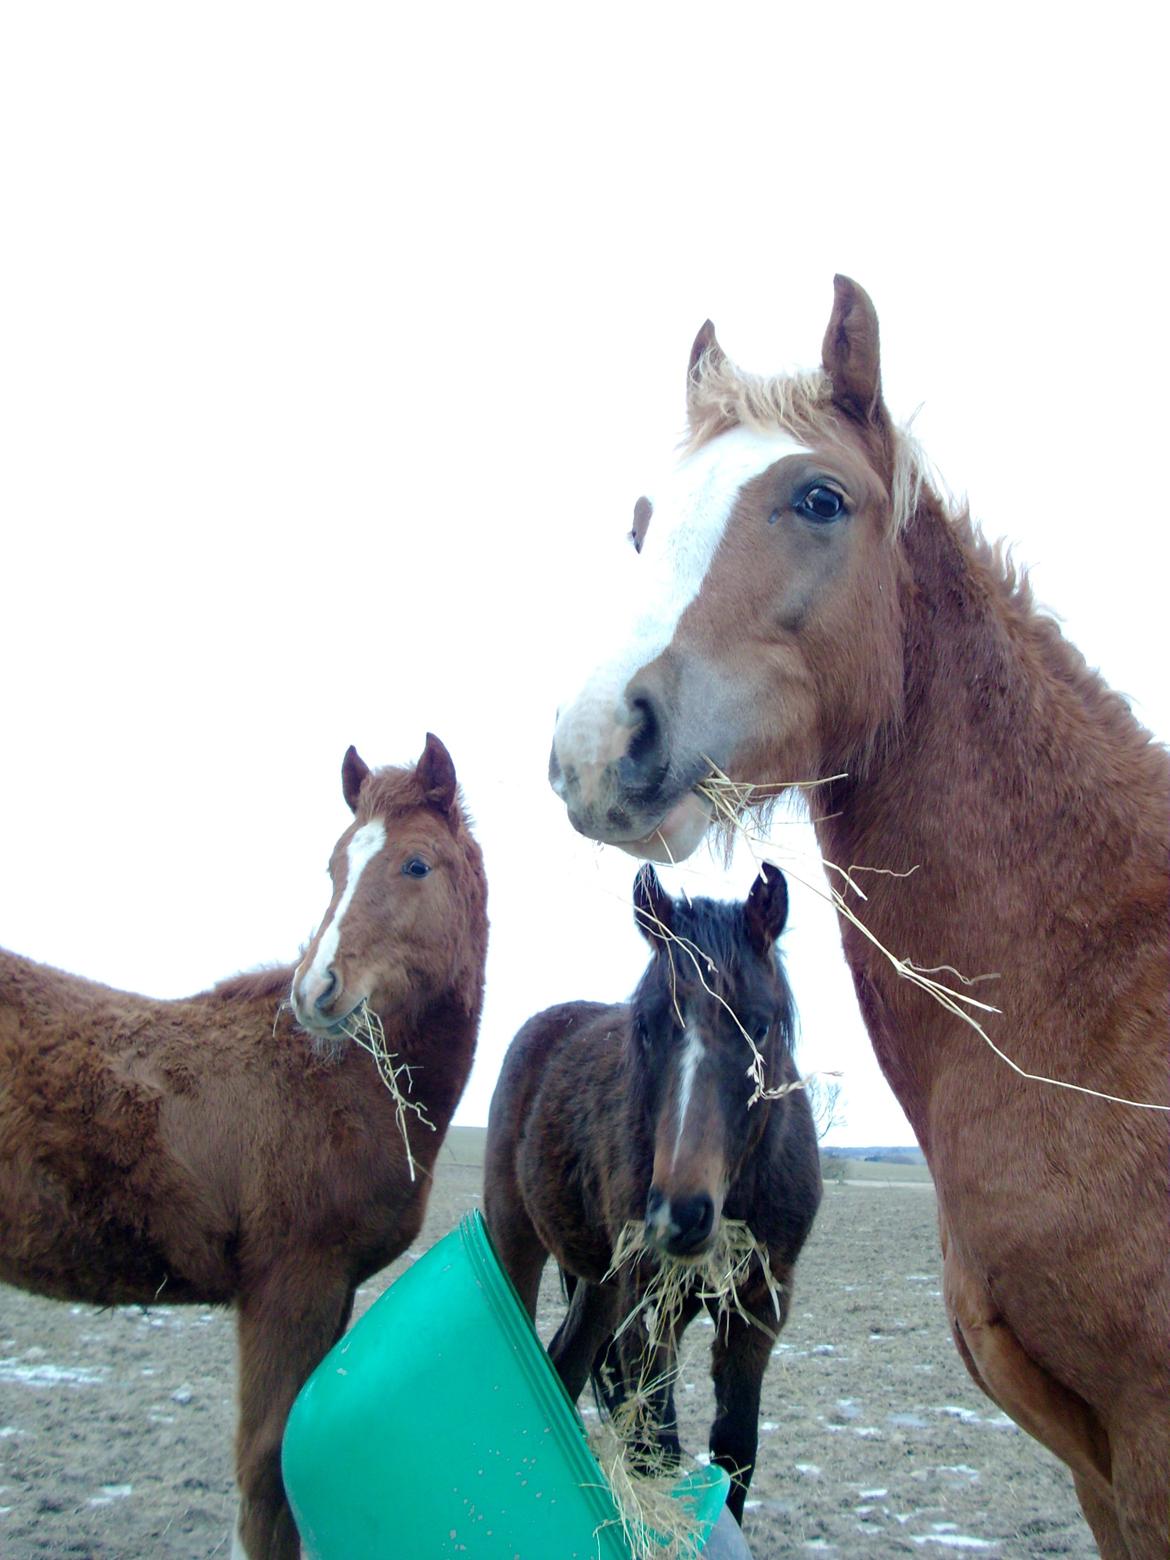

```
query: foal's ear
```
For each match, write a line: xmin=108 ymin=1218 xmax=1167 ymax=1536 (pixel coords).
xmin=341 ymin=745 xmax=370 ymax=813
xmin=745 ymin=861 xmax=788 ymax=952
xmin=686 ymin=319 xmax=726 ymax=423
xmin=821 ymin=275 xmax=885 ymax=427
xmin=633 ymin=864 xmax=674 ymax=944
xmin=417 ymin=732 xmax=458 ymax=815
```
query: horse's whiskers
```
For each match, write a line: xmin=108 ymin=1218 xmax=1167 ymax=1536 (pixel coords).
xmin=342 ymin=1003 xmax=436 ymax=1182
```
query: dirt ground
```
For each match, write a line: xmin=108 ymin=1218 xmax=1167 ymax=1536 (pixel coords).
xmin=0 ymin=1132 xmax=1097 ymax=1560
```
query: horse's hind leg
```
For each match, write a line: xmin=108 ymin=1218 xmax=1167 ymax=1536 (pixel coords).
xmin=708 ymin=1305 xmax=776 ymax=1524
xmin=232 ymin=1260 xmax=354 ymax=1560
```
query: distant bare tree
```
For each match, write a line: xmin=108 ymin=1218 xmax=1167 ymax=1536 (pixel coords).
xmin=804 ymin=1073 xmax=845 ymax=1142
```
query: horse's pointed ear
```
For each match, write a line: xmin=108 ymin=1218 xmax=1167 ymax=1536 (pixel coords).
xmin=745 ymin=861 xmax=788 ymax=953
xmin=821 ymin=275 xmax=885 ymax=426
xmin=341 ymin=746 xmax=370 ymax=813
xmin=686 ymin=319 xmax=725 ymax=422
xmin=417 ymin=732 xmax=458 ymax=814
xmin=633 ymin=864 xmax=673 ymax=944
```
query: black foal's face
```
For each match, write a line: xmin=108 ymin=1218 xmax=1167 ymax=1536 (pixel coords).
xmin=632 ymin=938 xmax=786 ymax=1259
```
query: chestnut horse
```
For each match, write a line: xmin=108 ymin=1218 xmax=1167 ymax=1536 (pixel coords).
xmin=0 ymin=734 xmax=488 ymax=1560
xmin=548 ymin=278 xmax=1170 ymax=1557
xmin=484 ymin=863 xmax=821 ymax=1521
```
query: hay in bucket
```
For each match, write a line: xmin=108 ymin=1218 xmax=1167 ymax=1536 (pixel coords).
xmin=586 ymin=1410 xmax=714 ymax=1560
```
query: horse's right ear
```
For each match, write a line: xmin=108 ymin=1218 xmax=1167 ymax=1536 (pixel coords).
xmin=633 ymin=864 xmax=673 ymax=944
xmin=821 ymin=275 xmax=886 ymax=428
xmin=341 ymin=746 xmax=370 ymax=813
xmin=686 ymin=319 xmax=725 ymax=423
xmin=745 ymin=861 xmax=789 ymax=953
xmin=416 ymin=733 xmax=458 ymax=815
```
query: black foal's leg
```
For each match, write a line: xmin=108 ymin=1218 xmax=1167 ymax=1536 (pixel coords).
xmin=548 ymin=1280 xmax=623 ymax=1402
xmin=708 ymin=1304 xmax=777 ymax=1525
xmin=612 ymin=1290 xmax=702 ymax=1471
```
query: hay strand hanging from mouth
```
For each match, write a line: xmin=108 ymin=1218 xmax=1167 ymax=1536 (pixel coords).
xmin=605 ymin=1219 xmax=784 ymax=1353
xmin=694 ymin=764 xmax=1169 ymax=1113
xmin=581 ymin=1219 xmax=780 ymax=1560
xmin=577 ymin=1216 xmax=780 ymax=1560
xmin=342 ymin=1001 xmax=435 ymax=1181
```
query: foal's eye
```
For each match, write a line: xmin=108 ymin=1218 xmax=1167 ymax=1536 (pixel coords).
xmin=795 ymin=486 xmax=845 ymax=523
xmin=402 ymin=857 xmax=431 ymax=878
xmin=751 ymin=1022 xmax=769 ymax=1044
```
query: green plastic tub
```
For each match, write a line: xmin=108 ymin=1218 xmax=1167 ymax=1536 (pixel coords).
xmin=282 ymin=1211 xmax=729 ymax=1558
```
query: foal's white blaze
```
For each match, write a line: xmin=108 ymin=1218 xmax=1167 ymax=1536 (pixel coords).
xmin=673 ymin=1025 xmax=707 ymax=1166
xmin=553 ymin=426 xmax=811 ymax=768
xmin=299 ymin=820 xmax=386 ymax=1001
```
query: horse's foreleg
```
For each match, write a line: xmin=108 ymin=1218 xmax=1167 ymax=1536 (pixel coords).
xmin=232 ymin=1263 xmax=354 ymax=1560
xmin=611 ymin=1291 xmax=701 ymax=1470
xmin=548 ymin=1279 xmax=623 ymax=1401
xmin=708 ymin=1306 xmax=775 ymax=1524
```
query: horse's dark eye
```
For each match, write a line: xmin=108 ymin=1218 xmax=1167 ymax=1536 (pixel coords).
xmin=402 ymin=858 xmax=431 ymax=878
xmin=797 ymin=486 xmax=844 ymax=523
xmin=752 ymin=1022 xmax=769 ymax=1045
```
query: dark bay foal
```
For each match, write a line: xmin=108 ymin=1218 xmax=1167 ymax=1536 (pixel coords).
xmin=485 ymin=863 xmax=821 ymax=1521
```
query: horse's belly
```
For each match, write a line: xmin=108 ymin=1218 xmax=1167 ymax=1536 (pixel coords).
xmin=0 ymin=1149 xmax=235 ymax=1306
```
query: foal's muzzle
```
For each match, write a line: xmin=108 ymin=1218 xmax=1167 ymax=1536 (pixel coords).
xmin=645 ymin=1187 xmax=717 ymax=1259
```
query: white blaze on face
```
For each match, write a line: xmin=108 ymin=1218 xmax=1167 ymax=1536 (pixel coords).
xmin=672 ymin=1024 xmax=707 ymax=1166
xmin=554 ymin=425 xmax=811 ymax=767
xmin=300 ymin=819 xmax=386 ymax=997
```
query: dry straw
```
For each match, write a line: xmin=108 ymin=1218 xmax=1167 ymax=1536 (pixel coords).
xmin=694 ymin=763 xmax=1169 ymax=1114
xmin=342 ymin=1001 xmax=436 ymax=1180
xmin=583 ymin=1218 xmax=780 ymax=1560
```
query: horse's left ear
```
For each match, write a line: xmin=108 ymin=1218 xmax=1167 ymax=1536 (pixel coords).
xmin=341 ymin=746 xmax=371 ymax=813
xmin=821 ymin=275 xmax=886 ymax=428
xmin=686 ymin=319 xmax=726 ymax=424
xmin=745 ymin=861 xmax=788 ymax=952
xmin=417 ymin=733 xmax=458 ymax=814
xmin=633 ymin=864 xmax=674 ymax=944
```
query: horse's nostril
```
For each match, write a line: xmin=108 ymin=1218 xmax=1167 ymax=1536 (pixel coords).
xmin=315 ymin=970 xmax=338 ymax=1011
xmin=668 ymin=1193 xmax=715 ymax=1255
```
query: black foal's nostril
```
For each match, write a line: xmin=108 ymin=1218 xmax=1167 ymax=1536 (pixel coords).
xmin=667 ymin=1193 xmax=715 ymax=1254
xmin=315 ymin=969 xmax=338 ymax=1011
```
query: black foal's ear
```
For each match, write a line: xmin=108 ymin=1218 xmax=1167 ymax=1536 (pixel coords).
xmin=417 ymin=732 xmax=458 ymax=815
xmin=745 ymin=861 xmax=788 ymax=952
xmin=341 ymin=746 xmax=370 ymax=813
xmin=633 ymin=864 xmax=673 ymax=944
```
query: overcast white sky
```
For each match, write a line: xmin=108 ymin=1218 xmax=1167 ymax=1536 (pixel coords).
xmin=1 ymin=5 xmax=1165 ymax=1145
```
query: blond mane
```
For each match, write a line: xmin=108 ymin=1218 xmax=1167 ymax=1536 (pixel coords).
xmin=685 ymin=352 xmax=931 ymax=534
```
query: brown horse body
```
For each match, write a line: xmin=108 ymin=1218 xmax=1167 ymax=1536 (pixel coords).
xmin=549 ymin=281 xmax=1169 ymax=1556
xmin=0 ymin=735 xmax=488 ymax=1559
xmin=485 ymin=865 xmax=822 ymax=1521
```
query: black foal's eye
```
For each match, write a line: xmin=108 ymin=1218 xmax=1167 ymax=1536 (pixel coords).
xmin=752 ymin=1022 xmax=770 ymax=1045
xmin=402 ymin=857 xmax=431 ymax=878
xmin=796 ymin=485 xmax=845 ymax=523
